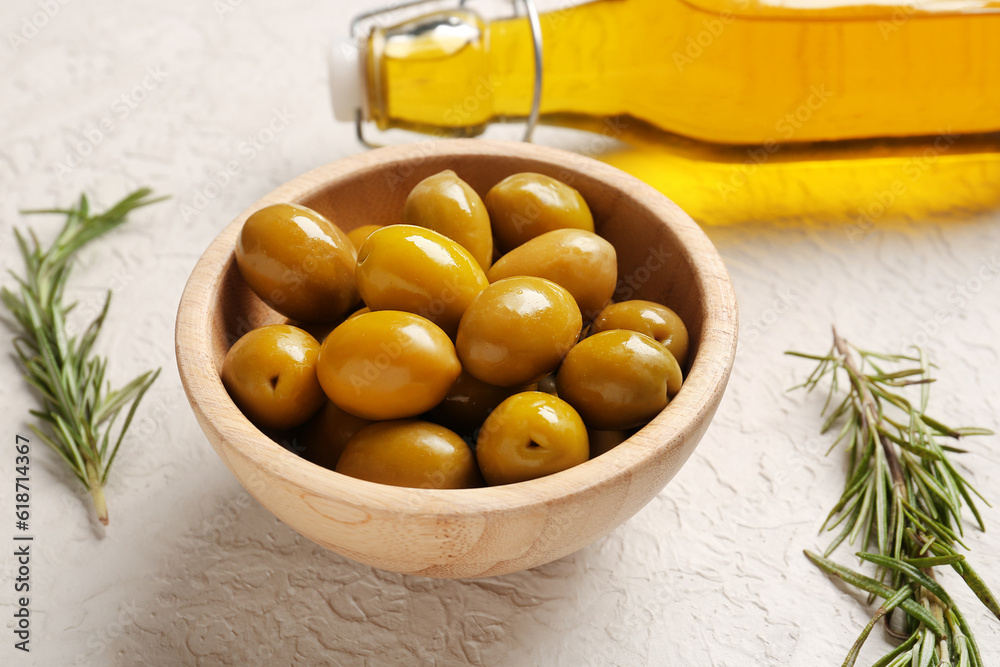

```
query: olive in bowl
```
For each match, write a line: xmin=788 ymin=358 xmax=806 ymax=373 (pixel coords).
xmin=176 ymin=139 xmax=737 ymax=578
xmin=235 ymin=203 xmax=358 ymax=323
xmin=219 ymin=324 xmax=326 ymax=430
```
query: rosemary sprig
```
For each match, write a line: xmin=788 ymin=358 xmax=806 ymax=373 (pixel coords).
xmin=789 ymin=328 xmax=999 ymax=667
xmin=1 ymin=188 xmax=166 ymax=525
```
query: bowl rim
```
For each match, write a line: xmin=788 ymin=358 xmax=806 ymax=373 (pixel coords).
xmin=175 ymin=138 xmax=738 ymax=518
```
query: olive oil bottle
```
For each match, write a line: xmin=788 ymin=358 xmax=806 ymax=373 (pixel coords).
xmin=330 ymin=0 xmax=1000 ymax=224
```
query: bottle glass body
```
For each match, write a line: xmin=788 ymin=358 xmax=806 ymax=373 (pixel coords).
xmin=360 ymin=0 xmax=1000 ymax=223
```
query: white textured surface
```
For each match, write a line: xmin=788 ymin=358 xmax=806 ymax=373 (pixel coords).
xmin=1 ymin=1 xmax=999 ymax=665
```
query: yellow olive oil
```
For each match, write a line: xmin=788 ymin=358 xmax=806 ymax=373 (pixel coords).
xmin=361 ymin=0 xmax=1000 ymax=223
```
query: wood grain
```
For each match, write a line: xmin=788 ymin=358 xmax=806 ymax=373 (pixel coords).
xmin=175 ymin=139 xmax=738 ymax=578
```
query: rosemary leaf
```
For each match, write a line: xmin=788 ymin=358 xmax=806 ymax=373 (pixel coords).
xmin=870 ymin=632 xmax=920 ymax=667
xmin=790 ymin=329 xmax=996 ymax=665
xmin=842 ymin=586 xmax=913 ymax=667
xmin=904 ymin=554 xmax=965 ymax=569
xmin=804 ymin=550 xmax=944 ymax=636
xmin=1 ymin=188 xmax=166 ymax=525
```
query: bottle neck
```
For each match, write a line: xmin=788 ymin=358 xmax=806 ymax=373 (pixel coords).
xmin=366 ymin=9 xmax=501 ymax=136
xmin=360 ymin=0 xmax=660 ymax=137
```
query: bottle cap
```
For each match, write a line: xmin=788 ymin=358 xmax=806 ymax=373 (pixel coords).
xmin=328 ymin=37 xmax=364 ymax=123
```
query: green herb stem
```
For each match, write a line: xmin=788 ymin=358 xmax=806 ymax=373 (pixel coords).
xmin=788 ymin=328 xmax=998 ymax=666
xmin=2 ymin=188 xmax=166 ymax=525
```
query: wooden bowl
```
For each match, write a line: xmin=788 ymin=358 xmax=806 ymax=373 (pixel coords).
xmin=175 ymin=139 xmax=738 ymax=578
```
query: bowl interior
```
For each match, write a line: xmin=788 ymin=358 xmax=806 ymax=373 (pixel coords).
xmin=208 ymin=151 xmax=705 ymax=376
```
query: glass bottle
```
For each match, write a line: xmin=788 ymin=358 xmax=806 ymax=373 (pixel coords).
xmin=329 ymin=0 xmax=1000 ymax=225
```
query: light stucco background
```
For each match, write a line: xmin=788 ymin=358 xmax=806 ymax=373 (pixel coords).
xmin=1 ymin=1 xmax=998 ymax=665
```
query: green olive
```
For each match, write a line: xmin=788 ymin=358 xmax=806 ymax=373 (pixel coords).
xmin=591 ymin=300 xmax=690 ymax=367
xmin=488 ymin=229 xmax=617 ymax=320
xmin=336 ymin=420 xmax=482 ymax=489
xmin=485 ymin=173 xmax=594 ymax=252
xmin=403 ymin=170 xmax=493 ymax=270
xmin=662 ymin=347 xmax=684 ymax=397
xmin=556 ymin=330 xmax=675 ymax=430
xmin=316 ymin=310 xmax=461 ymax=420
xmin=221 ymin=324 xmax=326 ymax=430
xmin=356 ymin=224 xmax=489 ymax=336
xmin=424 ymin=371 xmax=532 ymax=437
xmin=456 ymin=276 xmax=582 ymax=387
xmin=346 ymin=224 xmax=382 ymax=251
xmin=235 ymin=203 xmax=358 ymax=323
xmin=299 ymin=401 xmax=371 ymax=471
xmin=476 ymin=392 xmax=589 ymax=485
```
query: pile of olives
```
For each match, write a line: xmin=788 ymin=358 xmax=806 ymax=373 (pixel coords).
xmin=221 ymin=170 xmax=689 ymax=489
